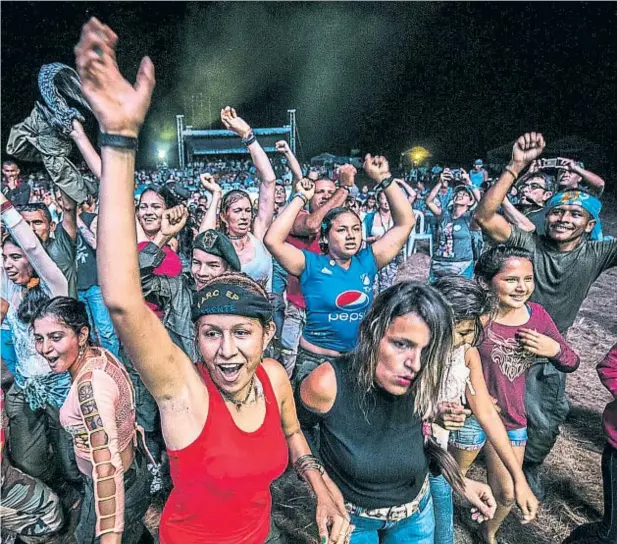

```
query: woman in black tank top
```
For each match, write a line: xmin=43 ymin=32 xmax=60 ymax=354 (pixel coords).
xmin=297 ymin=281 xmax=499 ymax=543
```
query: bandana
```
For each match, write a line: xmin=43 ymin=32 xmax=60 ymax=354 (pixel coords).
xmin=191 ymin=283 xmax=272 ymax=323
xmin=546 ymin=190 xmax=602 ymax=239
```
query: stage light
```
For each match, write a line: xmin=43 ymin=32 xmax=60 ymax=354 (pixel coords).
xmin=407 ymin=146 xmax=430 ymax=165
xmin=158 ymin=149 xmax=166 ymax=160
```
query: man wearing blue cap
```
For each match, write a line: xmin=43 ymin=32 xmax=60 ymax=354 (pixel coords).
xmin=474 ymin=132 xmax=617 ymax=500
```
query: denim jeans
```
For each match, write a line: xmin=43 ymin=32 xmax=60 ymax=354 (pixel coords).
xmin=524 ymin=363 xmax=569 ymax=466
xmin=429 ymin=473 xmax=453 ymax=544
xmin=78 ymin=285 xmax=120 ymax=356
xmin=280 ymin=302 xmax=306 ymax=377
xmin=5 ymin=383 xmax=81 ymax=489
xmin=450 ymin=415 xmax=528 ymax=450
xmin=349 ymin=490 xmax=434 ymax=544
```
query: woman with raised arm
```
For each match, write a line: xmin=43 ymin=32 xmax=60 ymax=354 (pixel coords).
xmin=32 ymin=297 xmax=151 ymax=544
xmin=76 ymin=18 xmax=350 ymax=544
xmin=0 ymin=191 xmax=80 ymax=494
xmin=199 ymin=107 xmax=277 ymax=291
xmin=264 ymin=155 xmax=415 ymax=386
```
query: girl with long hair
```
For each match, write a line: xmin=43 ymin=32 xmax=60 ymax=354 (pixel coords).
xmin=296 ymin=281 xmax=498 ymax=543
xmin=449 ymin=246 xmax=579 ymax=543
xmin=32 ymin=297 xmax=152 ymax=543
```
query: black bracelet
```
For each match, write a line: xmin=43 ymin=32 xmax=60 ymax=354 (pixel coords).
xmin=98 ymin=132 xmax=139 ymax=151
xmin=377 ymin=175 xmax=394 ymax=190
xmin=241 ymin=131 xmax=257 ymax=146
xmin=294 ymin=193 xmax=309 ymax=206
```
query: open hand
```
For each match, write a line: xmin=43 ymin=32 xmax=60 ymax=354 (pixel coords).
xmin=363 ymin=154 xmax=390 ymax=183
xmin=295 ymin=178 xmax=315 ymax=201
xmin=75 ymin=17 xmax=155 ymax=136
xmin=511 ymin=133 xmax=546 ymax=167
xmin=436 ymin=401 xmax=471 ymax=431
xmin=220 ymin=106 xmax=251 ymax=139
xmin=518 ymin=328 xmax=561 ymax=358
xmin=160 ymin=205 xmax=188 ymax=237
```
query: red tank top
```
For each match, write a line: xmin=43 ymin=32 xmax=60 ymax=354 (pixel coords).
xmin=159 ymin=363 xmax=289 ymax=544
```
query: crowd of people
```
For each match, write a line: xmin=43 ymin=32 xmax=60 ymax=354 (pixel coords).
xmin=1 ymin=17 xmax=616 ymax=544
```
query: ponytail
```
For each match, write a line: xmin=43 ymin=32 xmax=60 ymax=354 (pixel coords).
xmin=17 ymin=280 xmax=50 ymax=324
xmin=425 ymin=437 xmax=466 ymax=496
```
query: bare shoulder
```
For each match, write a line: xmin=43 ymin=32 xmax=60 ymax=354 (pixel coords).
xmin=300 ymin=362 xmax=337 ymax=414
xmin=464 ymin=346 xmax=481 ymax=366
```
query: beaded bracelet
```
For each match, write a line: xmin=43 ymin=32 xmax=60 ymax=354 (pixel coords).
xmin=294 ymin=193 xmax=309 ymax=206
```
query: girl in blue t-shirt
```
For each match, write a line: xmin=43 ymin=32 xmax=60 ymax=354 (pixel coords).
xmin=264 ymin=155 xmax=415 ymax=387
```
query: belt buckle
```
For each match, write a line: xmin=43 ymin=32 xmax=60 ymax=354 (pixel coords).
xmin=387 ymin=505 xmax=408 ymax=522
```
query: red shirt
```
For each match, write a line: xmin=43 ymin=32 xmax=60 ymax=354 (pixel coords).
xmin=478 ymin=302 xmax=579 ymax=430
xmin=159 ymin=363 xmax=289 ymax=544
xmin=137 ymin=242 xmax=182 ymax=319
xmin=286 ymin=212 xmax=322 ymax=309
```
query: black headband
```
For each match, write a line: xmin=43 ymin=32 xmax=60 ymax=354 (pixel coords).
xmin=191 ymin=284 xmax=273 ymax=323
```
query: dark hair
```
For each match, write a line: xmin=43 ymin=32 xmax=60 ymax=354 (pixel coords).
xmin=2 ymin=160 xmax=18 ymax=168
xmin=474 ymin=245 xmax=534 ymax=283
xmin=30 ymin=297 xmax=91 ymax=341
xmin=431 ymin=276 xmax=497 ymax=347
xmin=517 ymin=171 xmax=555 ymax=193
xmin=2 ymin=235 xmax=49 ymax=324
xmin=319 ymin=206 xmax=361 ymax=254
xmin=348 ymin=281 xmax=454 ymax=419
xmin=139 ymin=185 xmax=179 ymax=209
xmin=16 ymin=202 xmax=52 ymax=225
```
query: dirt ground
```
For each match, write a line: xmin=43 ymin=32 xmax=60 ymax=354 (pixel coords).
xmin=145 ymin=197 xmax=617 ymax=544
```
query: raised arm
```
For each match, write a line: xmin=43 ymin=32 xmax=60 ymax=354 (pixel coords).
xmin=57 ymin=188 xmax=78 ymax=241
xmin=363 ymin=154 xmax=415 ymax=269
xmin=220 ymin=107 xmax=276 ymax=240
xmin=75 ymin=17 xmax=194 ymax=403
xmin=425 ymin=179 xmax=444 ymax=216
xmin=292 ymin=169 xmax=350 ymax=237
xmin=276 ymin=140 xmax=303 ymax=182
xmin=263 ymin=180 xmax=312 ymax=276
xmin=77 ymin=213 xmax=98 ymax=249
xmin=474 ymin=133 xmax=545 ymax=243
xmin=197 ymin=173 xmax=222 ymax=234
xmin=0 ymin=193 xmax=68 ymax=296
xmin=70 ymin=119 xmax=102 ymax=179
xmin=560 ymin=158 xmax=605 ymax=195
xmin=500 ymin=197 xmax=536 ymax=232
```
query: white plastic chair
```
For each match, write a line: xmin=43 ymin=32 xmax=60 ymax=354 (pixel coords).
xmin=406 ymin=210 xmax=433 ymax=258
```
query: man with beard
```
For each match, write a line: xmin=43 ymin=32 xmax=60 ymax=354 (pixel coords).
xmin=277 ymin=167 xmax=356 ymax=376
xmin=474 ymin=131 xmax=617 ymax=500
xmin=2 ymin=161 xmax=30 ymax=207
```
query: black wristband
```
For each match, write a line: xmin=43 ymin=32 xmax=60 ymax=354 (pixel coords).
xmin=241 ymin=132 xmax=257 ymax=146
xmin=98 ymin=132 xmax=139 ymax=151
xmin=378 ymin=175 xmax=394 ymax=190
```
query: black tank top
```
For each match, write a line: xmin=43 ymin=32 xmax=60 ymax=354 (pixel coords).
xmin=319 ymin=357 xmax=428 ymax=509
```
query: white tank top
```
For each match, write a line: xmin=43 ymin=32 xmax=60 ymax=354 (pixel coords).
xmin=438 ymin=345 xmax=475 ymax=405
xmin=241 ymin=233 xmax=273 ymax=293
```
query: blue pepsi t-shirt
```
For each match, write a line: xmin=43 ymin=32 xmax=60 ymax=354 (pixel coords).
xmin=300 ymin=247 xmax=378 ymax=352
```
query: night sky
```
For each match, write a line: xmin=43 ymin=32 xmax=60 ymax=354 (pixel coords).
xmin=2 ymin=2 xmax=616 ymax=170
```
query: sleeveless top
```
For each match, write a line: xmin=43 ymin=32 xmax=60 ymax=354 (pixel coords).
xmin=437 ymin=345 xmax=475 ymax=405
xmin=241 ymin=233 xmax=273 ymax=292
xmin=318 ymin=358 xmax=428 ymax=509
xmin=159 ymin=364 xmax=289 ymax=544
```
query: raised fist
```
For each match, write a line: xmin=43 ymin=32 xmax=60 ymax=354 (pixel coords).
xmin=295 ymin=178 xmax=315 ymax=202
xmin=512 ymin=133 xmax=546 ymax=166
xmin=363 ymin=154 xmax=390 ymax=183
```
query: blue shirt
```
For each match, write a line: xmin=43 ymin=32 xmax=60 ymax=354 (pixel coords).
xmin=434 ymin=209 xmax=474 ymax=261
xmin=300 ymin=247 xmax=378 ymax=352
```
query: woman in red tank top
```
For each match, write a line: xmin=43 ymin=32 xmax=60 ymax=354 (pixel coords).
xmin=79 ymin=18 xmax=351 ymax=544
